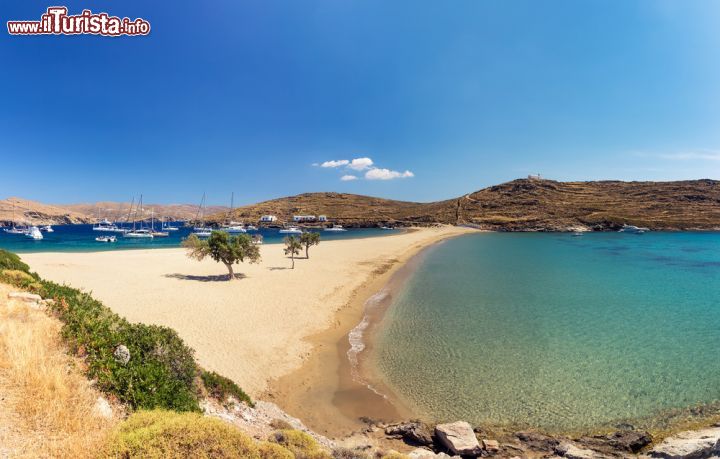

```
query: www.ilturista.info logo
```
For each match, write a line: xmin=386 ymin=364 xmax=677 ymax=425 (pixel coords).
xmin=7 ymin=7 xmax=150 ymax=36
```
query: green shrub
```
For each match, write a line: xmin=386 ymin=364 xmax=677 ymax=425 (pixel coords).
xmin=39 ymin=279 xmax=201 ymax=412
xmin=105 ymin=409 xmax=261 ymax=458
xmin=258 ymin=441 xmax=295 ymax=459
xmin=201 ymin=370 xmax=253 ymax=407
xmin=0 ymin=249 xmax=30 ymax=272
xmin=269 ymin=429 xmax=331 ymax=459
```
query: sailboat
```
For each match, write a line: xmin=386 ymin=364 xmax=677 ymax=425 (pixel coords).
xmin=162 ymin=217 xmax=179 ymax=231
xmin=124 ymin=195 xmax=154 ymax=238
xmin=192 ymin=193 xmax=212 ymax=237
xmin=40 ymin=225 xmax=54 ymax=232
xmin=220 ymin=192 xmax=247 ymax=233
xmin=4 ymin=202 xmax=27 ymax=234
xmin=150 ymin=209 xmax=169 ymax=237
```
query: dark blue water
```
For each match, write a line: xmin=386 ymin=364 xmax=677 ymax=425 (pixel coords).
xmin=373 ymin=231 xmax=720 ymax=432
xmin=0 ymin=224 xmax=398 ymax=253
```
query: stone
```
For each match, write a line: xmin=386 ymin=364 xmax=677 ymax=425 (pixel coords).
xmin=92 ymin=396 xmax=113 ymax=419
xmin=516 ymin=431 xmax=560 ymax=452
xmin=8 ymin=292 xmax=42 ymax=303
xmin=607 ymin=430 xmax=652 ymax=453
xmin=555 ymin=441 xmax=604 ymax=459
xmin=434 ymin=421 xmax=482 ymax=456
xmin=113 ymin=345 xmax=131 ymax=365
xmin=407 ymin=448 xmax=456 ymax=459
xmin=482 ymin=439 xmax=500 ymax=453
xmin=648 ymin=427 xmax=720 ymax=458
xmin=385 ymin=421 xmax=434 ymax=446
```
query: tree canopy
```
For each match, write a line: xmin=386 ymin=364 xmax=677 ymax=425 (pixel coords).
xmin=182 ymin=231 xmax=261 ymax=280
xmin=299 ymin=232 xmax=320 ymax=259
xmin=283 ymin=235 xmax=302 ymax=269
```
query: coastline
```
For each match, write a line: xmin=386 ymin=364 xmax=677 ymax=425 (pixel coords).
xmin=266 ymin=229 xmax=474 ymax=437
xmin=20 ymin=226 xmax=475 ymax=406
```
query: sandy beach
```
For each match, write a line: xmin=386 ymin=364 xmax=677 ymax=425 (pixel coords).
xmin=21 ymin=226 xmax=473 ymax=428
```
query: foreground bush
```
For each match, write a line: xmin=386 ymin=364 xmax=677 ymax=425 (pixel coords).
xmin=105 ymin=410 xmax=261 ymax=458
xmin=269 ymin=429 xmax=331 ymax=459
xmin=40 ymin=280 xmax=201 ymax=412
xmin=0 ymin=249 xmax=31 ymax=272
xmin=0 ymin=248 xmax=252 ymax=413
xmin=202 ymin=370 xmax=254 ymax=407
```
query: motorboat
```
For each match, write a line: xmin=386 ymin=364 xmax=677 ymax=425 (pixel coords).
xmin=245 ymin=225 xmax=259 ymax=231
xmin=324 ymin=225 xmax=347 ymax=232
xmin=25 ymin=226 xmax=43 ymax=240
xmin=222 ymin=225 xmax=247 ymax=233
xmin=95 ymin=235 xmax=116 ymax=242
xmin=193 ymin=229 xmax=212 ymax=238
xmin=4 ymin=227 xmax=26 ymax=234
xmin=40 ymin=225 xmax=54 ymax=232
xmin=279 ymin=226 xmax=303 ymax=234
xmin=379 ymin=226 xmax=393 ymax=230
xmin=618 ymin=224 xmax=649 ymax=234
xmin=151 ymin=231 xmax=169 ymax=237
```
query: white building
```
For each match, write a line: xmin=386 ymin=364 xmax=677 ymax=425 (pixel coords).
xmin=318 ymin=215 xmax=328 ymax=222
xmin=293 ymin=215 xmax=316 ymax=222
xmin=260 ymin=215 xmax=277 ymax=222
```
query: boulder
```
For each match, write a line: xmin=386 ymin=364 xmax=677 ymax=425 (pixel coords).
xmin=113 ymin=345 xmax=131 ymax=365
xmin=385 ymin=421 xmax=434 ymax=446
xmin=434 ymin=421 xmax=482 ymax=456
xmin=648 ymin=427 xmax=720 ymax=458
xmin=555 ymin=441 xmax=605 ymax=459
xmin=407 ymin=448 xmax=456 ymax=459
xmin=482 ymin=439 xmax=500 ymax=453
xmin=607 ymin=430 xmax=652 ymax=453
xmin=92 ymin=396 xmax=113 ymax=419
xmin=8 ymin=292 xmax=42 ymax=303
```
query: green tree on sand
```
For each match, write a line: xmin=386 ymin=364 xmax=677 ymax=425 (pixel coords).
xmin=182 ymin=231 xmax=261 ymax=280
xmin=299 ymin=231 xmax=320 ymax=259
xmin=283 ymin=235 xmax=302 ymax=269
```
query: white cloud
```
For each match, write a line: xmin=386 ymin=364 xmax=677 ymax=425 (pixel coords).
xmin=347 ymin=157 xmax=374 ymax=171
xmin=365 ymin=168 xmax=415 ymax=180
xmin=320 ymin=159 xmax=349 ymax=168
xmin=340 ymin=175 xmax=358 ymax=181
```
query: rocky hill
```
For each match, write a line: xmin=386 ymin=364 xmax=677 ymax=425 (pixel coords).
xmin=209 ymin=179 xmax=720 ymax=231
xmin=60 ymin=202 xmax=228 ymax=222
xmin=0 ymin=197 xmax=90 ymax=226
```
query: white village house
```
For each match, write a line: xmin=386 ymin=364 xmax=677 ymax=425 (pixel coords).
xmin=260 ymin=215 xmax=277 ymax=222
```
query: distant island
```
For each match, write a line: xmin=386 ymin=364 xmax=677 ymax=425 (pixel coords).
xmin=2 ymin=178 xmax=719 ymax=231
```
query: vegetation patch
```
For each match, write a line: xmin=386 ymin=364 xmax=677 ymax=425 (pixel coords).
xmin=269 ymin=429 xmax=331 ymax=459
xmin=105 ymin=410 xmax=260 ymax=458
xmin=201 ymin=370 xmax=254 ymax=407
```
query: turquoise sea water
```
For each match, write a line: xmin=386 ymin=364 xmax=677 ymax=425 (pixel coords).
xmin=372 ymin=232 xmax=720 ymax=432
xmin=0 ymin=224 xmax=397 ymax=253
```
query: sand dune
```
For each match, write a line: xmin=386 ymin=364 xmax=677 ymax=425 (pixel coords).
xmin=21 ymin=227 xmax=472 ymax=396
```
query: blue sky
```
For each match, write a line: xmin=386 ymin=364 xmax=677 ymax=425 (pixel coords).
xmin=2 ymin=1 xmax=719 ymax=205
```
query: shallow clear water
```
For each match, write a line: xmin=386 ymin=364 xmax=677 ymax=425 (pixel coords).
xmin=0 ymin=224 xmax=398 ymax=253
xmin=372 ymin=232 xmax=720 ymax=431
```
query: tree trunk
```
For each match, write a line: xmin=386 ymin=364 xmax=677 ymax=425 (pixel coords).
xmin=291 ymin=254 xmax=295 ymax=269
xmin=305 ymin=244 xmax=309 ymax=259
xmin=225 ymin=262 xmax=234 ymax=280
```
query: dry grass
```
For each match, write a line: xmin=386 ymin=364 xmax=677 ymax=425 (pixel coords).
xmin=0 ymin=283 xmax=117 ymax=458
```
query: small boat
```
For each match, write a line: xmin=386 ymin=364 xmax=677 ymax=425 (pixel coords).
xmin=151 ymin=231 xmax=169 ymax=237
xmin=223 ymin=225 xmax=247 ymax=233
xmin=618 ymin=224 xmax=649 ymax=234
xmin=193 ymin=229 xmax=212 ymax=238
xmin=572 ymin=231 xmax=584 ymax=237
xmin=40 ymin=225 xmax=54 ymax=232
xmin=25 ymin=226 xmax=43 ymax=240
xmin=379 ymin=226 xmax=393 ymax=230
xmin=162 ymin=219 xmax=179 ymax=231
xmin=125 ymin=229 xmax=154 ymax=238
xmin=324 ymin=225 xmax=347 ymax=232
xmin=279 ymin=226 xmax=303 ymax=234
xmin=95 ymin=235 xmax=116 ymax=242
xmin=245 ymin=225 xmax=259 ymax=232
xmin=4 ymin=227 xmax=26 ymax=234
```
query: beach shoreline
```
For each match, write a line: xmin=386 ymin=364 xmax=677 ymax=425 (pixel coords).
xmin=20 ymin=226 xmax=475 ymax=435
xmin=265 ymin=235 xmax=460 ymax=437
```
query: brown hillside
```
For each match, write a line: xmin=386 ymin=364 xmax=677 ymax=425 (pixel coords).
xmin=210 ymin=179 xmax=720 ymax=231
xmin=60 ymin=202 xmax=228 ymax=222
xmin=0 ymin=197 xmax=90 ymax=226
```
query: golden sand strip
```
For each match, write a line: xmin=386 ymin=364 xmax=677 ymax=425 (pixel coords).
xmin=22 ymin=227 xmax=474 ymax=402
